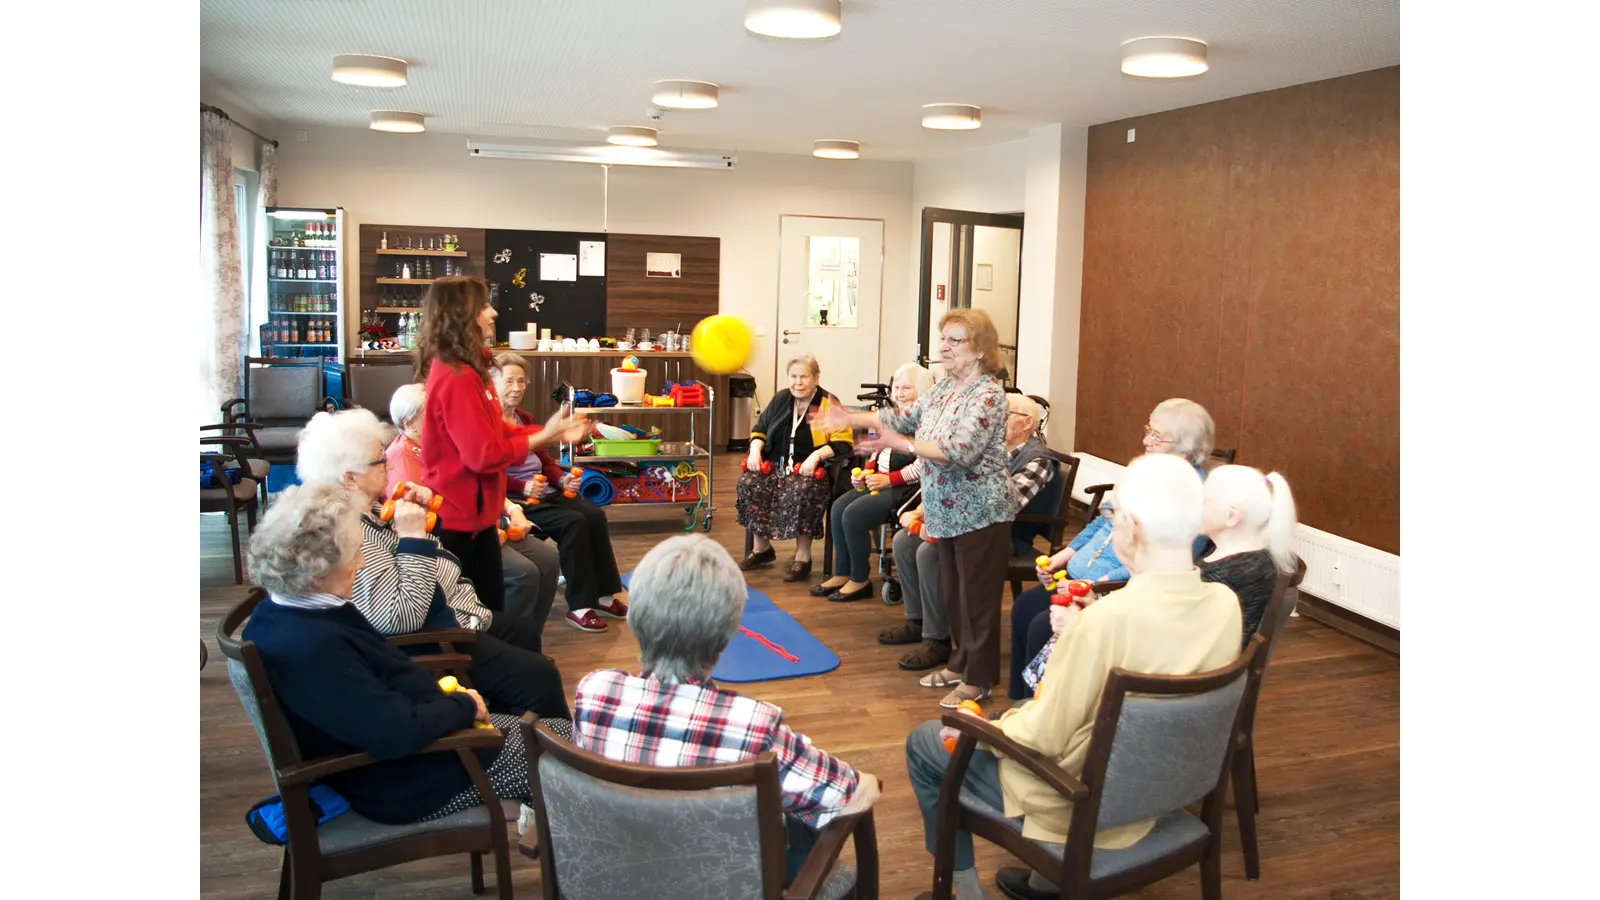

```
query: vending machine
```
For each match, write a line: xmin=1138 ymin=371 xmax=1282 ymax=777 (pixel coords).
xmin=259 ymin=206 xmax=344 ymax=361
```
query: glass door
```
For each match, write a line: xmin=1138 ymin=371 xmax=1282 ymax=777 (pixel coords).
xmin=916 ymin=208 xmax=1023 ymax=384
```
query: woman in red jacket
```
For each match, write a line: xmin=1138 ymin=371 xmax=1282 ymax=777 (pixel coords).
xmin=415 ymin=276 xmax=587 ymax=611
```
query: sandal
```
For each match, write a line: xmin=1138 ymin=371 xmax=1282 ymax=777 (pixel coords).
xmin=940 ymin=686 xmax=991 ymax=709
xmin=877 ymin=620 xmax=923 ymax=645
xmin=897 ymin=640 xmax=952 ymax=671
xmin=919 ymin=668 xmax=963 ymax=689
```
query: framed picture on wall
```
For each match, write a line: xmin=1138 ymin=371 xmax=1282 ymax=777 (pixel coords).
xmin=646 ymin=252 xmax=682 ymax=278
xmin=975 ymin=263 xmax=993 ymax=291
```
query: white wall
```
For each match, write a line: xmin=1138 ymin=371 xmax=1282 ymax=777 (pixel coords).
xmin=270 ymin=126 xmax=914 ymax=402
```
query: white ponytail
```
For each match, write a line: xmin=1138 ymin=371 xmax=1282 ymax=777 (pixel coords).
xmin=1263 ymin=472 xmax=1299 ymax=573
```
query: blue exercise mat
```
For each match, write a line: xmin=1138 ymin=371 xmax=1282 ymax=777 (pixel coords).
xmin=619 ymin=573 xmax=839 ymax=683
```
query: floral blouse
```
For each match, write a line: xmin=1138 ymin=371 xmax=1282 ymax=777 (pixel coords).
xmin=878 ymin=373 xmax=1015 ymax=540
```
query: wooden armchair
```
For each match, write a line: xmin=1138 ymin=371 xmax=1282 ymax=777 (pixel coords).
xmin=201 ymin=440 xmax=261 ymax=584
xmin=925 ymin=638 xmax=1262 ymax=900
xmin=526 ymin=720 xmax=878 ymax=900
xmin=216 ymin=589 xmax=516 ymax=900
xmin=1005 ymin=451 xmax=1080 ymax=601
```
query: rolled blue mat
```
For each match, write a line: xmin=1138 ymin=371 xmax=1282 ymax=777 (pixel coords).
xmin=579 ymin=469 xmax=615 ymax=506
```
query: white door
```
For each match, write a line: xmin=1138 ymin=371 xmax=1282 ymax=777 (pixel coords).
xmin=776 ymin=215 xmax=884 ymax=402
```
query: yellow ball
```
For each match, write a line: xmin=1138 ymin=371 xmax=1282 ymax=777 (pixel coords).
xmin=691 ymin=314 xmax=754 ymax=376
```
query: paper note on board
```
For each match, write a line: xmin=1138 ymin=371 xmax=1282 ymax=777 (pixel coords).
xmin=540 ymin=253 xmax=578 ymax=282
xmin=579 ymin=241 xmax=605 ymax=277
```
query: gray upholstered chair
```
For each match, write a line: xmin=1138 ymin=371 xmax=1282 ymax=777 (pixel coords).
xmin=525 ymin=720 xmax=878 ymax=900
xmin=926 ymin=637 xmax=1263 ymax=900
xmin=216 ymin=589 xmax=517 ymax=900
xmin=347 ymin=360 xmax=418 ymax=422
xmin=222 ymin=357 xmax=329 ymax=467
xmin=201 ymin=443 xmax=260 ymax=584
xmin=1232 ymin=557 xmax=1308 ymax=880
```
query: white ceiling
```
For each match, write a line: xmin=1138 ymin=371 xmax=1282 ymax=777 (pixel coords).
xmin=200 ymin=0 xmax=1399 ymax=162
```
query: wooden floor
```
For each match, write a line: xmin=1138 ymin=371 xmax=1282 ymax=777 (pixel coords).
xmin=200 ymin=458 xmax=1398 ymax=900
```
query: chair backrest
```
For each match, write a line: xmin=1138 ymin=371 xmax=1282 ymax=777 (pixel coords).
xmin=527 ymin=722 xmax=789 ymax=900
xmin=1014 ymin=450 xmax=1081 ymax=554
xmin=1078 ymin=638 xmax=1260 ymax=832
xmin=246 ymin=358 xmax=324 ymax=421
xmin=216 ymin=588 xmax=306 ymax=788
xmin=1209 ymin=447 xmax=1238 ymax=465
xmin=349 ymin=362 xmax=417 ymax=422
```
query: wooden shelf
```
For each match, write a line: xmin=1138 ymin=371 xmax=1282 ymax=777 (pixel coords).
xmin=374 ymin=306 xmax=421 ymax=313
xmin=377 ymin=248 xmax=466 ymax=257
xmin=270 ymin=278 xmax=338 ymax=284
xmin=375 ymin=277 xmax=436 ymax=285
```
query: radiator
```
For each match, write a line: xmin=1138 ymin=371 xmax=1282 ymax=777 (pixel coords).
xmin=1292 ymin=525 xmax=1400 ymax=629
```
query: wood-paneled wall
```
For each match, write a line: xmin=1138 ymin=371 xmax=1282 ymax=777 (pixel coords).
xmin=1077 ymin=66 xmax=1399 ymax=552
xmin=354 ymin=225 xmax=486 ymax=346
xmin=605 ymin=233 xmax=721 ymax=336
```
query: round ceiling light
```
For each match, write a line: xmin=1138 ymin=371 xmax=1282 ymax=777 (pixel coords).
xmin=813 ymin=140 xmax=859 ymax=160
xmin=1120 ymin=37 xmax=1209 ymax=78
xmin=921 ymin=103 xmax=982 ymax=130
xmin=744 ymin=0 xmax=842 ymax=39
xmin=369 ymin=110 xmax=426 ymax=133
xmin=331 ymin=54 xmax=409 ymax=88
xmin=652 ymin=80 xmax=720 ymax=109
xmin=608 ymin=126 xmax=659 ymax=147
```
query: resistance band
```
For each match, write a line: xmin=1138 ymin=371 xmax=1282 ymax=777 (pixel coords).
xmin=737 ymin=626 xmax=799 ymax=663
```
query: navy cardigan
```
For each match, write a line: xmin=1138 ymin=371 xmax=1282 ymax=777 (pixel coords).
xmin=242 ymin=599 xmax=494 ymax=824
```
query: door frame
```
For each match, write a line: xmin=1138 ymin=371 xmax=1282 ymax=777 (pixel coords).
xmin=916 ymin=207 xmax=1024 ymax=375
xmin=773 ymin=213 xmax=887 ymax=396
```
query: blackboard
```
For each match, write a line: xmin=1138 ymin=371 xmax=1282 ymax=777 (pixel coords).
xmin=483 ymin=229 xmax=608 ymax=342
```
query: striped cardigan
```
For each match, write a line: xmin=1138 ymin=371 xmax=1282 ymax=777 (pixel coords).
xmin=349 ymin=501 xmax=495 ymax=636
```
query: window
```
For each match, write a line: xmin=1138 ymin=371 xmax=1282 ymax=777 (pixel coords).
xmin=805 ymin=236 xmax=860 ymax=327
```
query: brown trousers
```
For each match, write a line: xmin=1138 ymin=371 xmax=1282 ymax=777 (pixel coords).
xmin=935 ymin=520 xmax=1013 ymax=688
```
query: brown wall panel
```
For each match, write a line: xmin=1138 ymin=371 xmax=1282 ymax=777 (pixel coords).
xmin=1078 ymin=67 xmax=1399 ymax=553
xmin=605 ymin=233 xmax=721 ymax=336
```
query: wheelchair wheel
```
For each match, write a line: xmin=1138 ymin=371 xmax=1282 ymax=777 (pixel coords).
xmin=884 ymin=579 xmax=903 ymax=606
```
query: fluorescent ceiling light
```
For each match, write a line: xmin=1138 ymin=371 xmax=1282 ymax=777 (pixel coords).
xmin=468 ymin=140 xmax=736 ymax=170
xmin=745 ymin=0 xmax=841 ymax=39
xmin=652 ymin=80 xmax=720 ymax=109
xmin=921 ymin=104 xmax=982 ymax=130
xmin=1121 ymin=37 xmax=1209 ymax=78
xmin=331 ymin=54 xmax=408 ymax=87
xmin=607 ymin=126 xmax=659 ymax=147
xmin=370 ymin=110 xmax=426 ymax=133
xmin=813 ymin=140 xmax=859 ymax=159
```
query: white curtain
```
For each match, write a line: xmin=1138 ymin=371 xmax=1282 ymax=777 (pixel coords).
xmin=200 ymin=109 xmax=246 ymax=425
xmin=249 ymin=141 xmax=276 ymax=355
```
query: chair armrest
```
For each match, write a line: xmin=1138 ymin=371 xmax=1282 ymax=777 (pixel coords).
xmin=1083 ymin=482 xmax=1113 ymax=496
xmin=941 ymin=713 xmax=1088 ymax=802
xmin=201 ymin=436 xmax=253 ymax=448
xmin=1014 ymin=513 xmax=1065 ymax=526
xmin=785 ymin=808 xmax=877 ymax=900
xmin=1093 ymin=580 xmax=1130 ymax=595
xmin=277 ymin=727 xmax=506 ymax=786
xmin=405 ymin=653 xmax=474 ymax=673
xmin=386 ymin=629 xmax=480 ymax=648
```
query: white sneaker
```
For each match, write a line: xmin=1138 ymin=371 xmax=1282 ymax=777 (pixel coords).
xmin=518 ymin=802 xmax=537 ymax=836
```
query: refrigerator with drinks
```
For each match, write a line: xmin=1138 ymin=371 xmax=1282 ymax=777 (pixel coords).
xmin=259 ymin=206 xmax=345 ymax=361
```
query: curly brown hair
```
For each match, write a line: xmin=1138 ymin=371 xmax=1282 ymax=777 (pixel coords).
xmin=414 ymin=276 xmax=492 ymax=382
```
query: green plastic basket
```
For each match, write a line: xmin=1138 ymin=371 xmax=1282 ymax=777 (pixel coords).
xmin=590 ymin=438 xmax=661 ymax=457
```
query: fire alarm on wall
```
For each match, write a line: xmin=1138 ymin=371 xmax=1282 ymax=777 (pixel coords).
xmin=936 ymin=285 xmax=946 ymax=301
xmin=296 ymin=129 xmax=308 ymax=142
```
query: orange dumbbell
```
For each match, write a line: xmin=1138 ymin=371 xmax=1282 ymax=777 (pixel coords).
xmin=380 ymin=482 xmax=443 ymax=531
xmin=908 ymin=519 xmax=936 ymax=544
xmin=498 ymin=515 xmax=527 ymax=543
xmin=564 ymin=467 xmax=584 ymax=499
xmin=438 ymin=676 xmax=497 ymax=730
xmin=525 ymin=474 xmax=547 ymax=506
xmin=792 ymin=463 xmax=827 ymax=480
xmin=1055 ymin=579 xmax=1093 ymax=610
xmin=942 ymin=699 xmax=985 ymax=753
xmin=741 ymin=459 xmax=772 ymax=474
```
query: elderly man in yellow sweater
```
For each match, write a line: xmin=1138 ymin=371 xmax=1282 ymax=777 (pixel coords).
xmin=905 ymin=453 xmax=1243 ymax=900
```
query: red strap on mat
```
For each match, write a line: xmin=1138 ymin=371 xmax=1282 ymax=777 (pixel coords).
xmin=737 ymin=625 xmax=799 ymax=663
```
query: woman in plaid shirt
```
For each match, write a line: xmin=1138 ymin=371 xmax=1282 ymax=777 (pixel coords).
xmin=572 ymin=535 xmax=881 ymax=884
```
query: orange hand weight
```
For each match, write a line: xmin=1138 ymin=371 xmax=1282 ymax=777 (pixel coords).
xmin=942 ymin=700 xmax=985 ymax=753
xmin=564 ymin=467 xmax=584 ymax=499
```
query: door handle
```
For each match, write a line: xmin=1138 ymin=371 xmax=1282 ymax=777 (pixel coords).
xmin=781 ymin=329 xmax=802 ymax=336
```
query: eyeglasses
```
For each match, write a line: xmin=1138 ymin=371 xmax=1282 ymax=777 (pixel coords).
xmin=367 ymin=456 xmax=387 ymax=468
xmin=938 ymin=334 xmax=968 ymax=346
xmin=1143 ymin=425 xmax=1172 ymax=444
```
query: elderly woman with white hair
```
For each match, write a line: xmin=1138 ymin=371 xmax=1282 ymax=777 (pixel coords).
xmin=572 ymin=535 xmax=882 ymax=886
xmin=810 ymin=362 xmax=934 ymax=602
xmin=297 ymin=408 xmax=570 ymax=723
xmin=906 ymin=454 xmax=1243 ymax=900
xmin=387 ymin=382 xmax=563 ymax=648
xmin=1200 ymin=465 xmax=1300 ymax=647
xmin=241 ymin=483 xmax=561 ymax=830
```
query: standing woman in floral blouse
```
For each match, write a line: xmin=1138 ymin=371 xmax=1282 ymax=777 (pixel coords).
xmin=819 ymin=309 xmax=1016 ymax=708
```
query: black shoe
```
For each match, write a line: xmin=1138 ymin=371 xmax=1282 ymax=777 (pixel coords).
xmin=809 ymin=580 xmax=847 ymax=597
xmin=782 ymin=559 xmax=813 ymax=582
xmin=738 ymin=548 xmax=776 ymax=571
xmin=995 ymin=866 xmax=1058 ymax=900
xmin=827 ymin=583 xmax=874 ymax=603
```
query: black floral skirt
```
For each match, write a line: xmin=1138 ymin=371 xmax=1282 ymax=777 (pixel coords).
xmin=736 ymin=469 xmax=831 ymax=540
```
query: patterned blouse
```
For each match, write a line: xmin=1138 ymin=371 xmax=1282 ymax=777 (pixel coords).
xmin=878 ymin=372 xmax=1015 ymax=540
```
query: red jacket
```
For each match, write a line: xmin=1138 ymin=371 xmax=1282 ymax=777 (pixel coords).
xmin=420 ymin=358 xmax=527 ymax=533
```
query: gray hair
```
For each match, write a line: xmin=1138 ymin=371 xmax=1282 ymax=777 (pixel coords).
xmin=389 ymin=383 xmax=426 ymax=431
xmin=627 ymin=535 xmax=748 ymax=683
xmin=1114 ymin=453 xmax=1205 ymax=549
xmin=491 ymin=352 xmax=530 ymax=381
xmin=1150 ymin=398 xmax=1215 ymax=466
xmin=1006 ymin=392 xmax=1042 ymax=428
xmin=892 ymin=362 xmax=935 ymax=399
xmin=296 ymin=408 xmax=395 ymax=487
xmin=247 ymin=484 xmax=363 ymax=597
xmin=785 ymin=352 xmax=821 ymax=378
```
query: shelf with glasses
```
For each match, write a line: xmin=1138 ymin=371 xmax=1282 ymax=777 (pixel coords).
xmin=375 ymin=277 xmax=437 ymax=285
xmin=377 ymin=249 xmax=466 ymax=257
xmin=270 ymin=277 xmax=339 ymax=284
xmin=374 ymin=306 xmax=424 ymax=314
